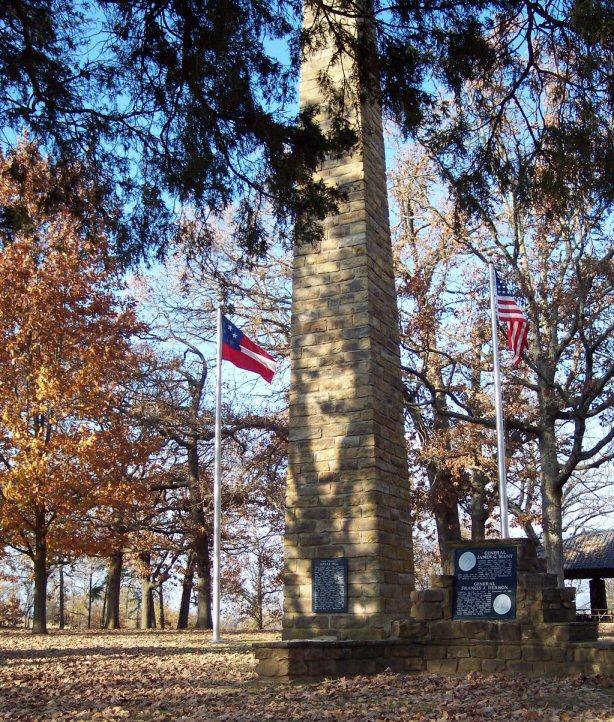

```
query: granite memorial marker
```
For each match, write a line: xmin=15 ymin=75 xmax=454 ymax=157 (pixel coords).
xmin=453 ymin=545 xmax=517 ymax=620
xmin=312 ymin=558 xmax=348 ymax=614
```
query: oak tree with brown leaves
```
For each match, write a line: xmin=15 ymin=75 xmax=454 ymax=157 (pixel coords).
xmin=0 ymin=143 xmax=155 ymax=633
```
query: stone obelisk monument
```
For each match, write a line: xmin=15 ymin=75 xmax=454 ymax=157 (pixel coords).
xmin=283 ymin=9 xmax=414 ymax=641
xmin=256 ymin=8 xmax=611 ymax=683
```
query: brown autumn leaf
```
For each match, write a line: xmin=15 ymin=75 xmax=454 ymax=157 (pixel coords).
xmin=0 ymin=630 xmax=613 ymax=721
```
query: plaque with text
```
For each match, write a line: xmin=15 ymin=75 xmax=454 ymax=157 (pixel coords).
xmin=453 ymin=546 xmax=517 ymax=620
xmin=312 ymin=558 xmax=348 ymax=614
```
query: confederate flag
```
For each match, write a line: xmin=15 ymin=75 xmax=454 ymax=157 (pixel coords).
xmin=221 ymin=316 xmax=277 ymax=383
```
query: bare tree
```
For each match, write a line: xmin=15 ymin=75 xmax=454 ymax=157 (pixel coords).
xmin=391 ymin=142 xmax=613 ymax=584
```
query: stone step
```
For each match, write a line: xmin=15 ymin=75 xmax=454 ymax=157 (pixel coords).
xmin=253 ymin=630 xmax=611 ymax=679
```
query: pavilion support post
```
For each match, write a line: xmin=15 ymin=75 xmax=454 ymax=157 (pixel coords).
xmin=589 ymin=577 xmax=607 ymax=615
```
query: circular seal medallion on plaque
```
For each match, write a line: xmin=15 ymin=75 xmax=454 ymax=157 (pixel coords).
xmin=493 ymin=593 xmax=512 ymax=615
xmin=458 ymin=551 xmax=477 ymax=572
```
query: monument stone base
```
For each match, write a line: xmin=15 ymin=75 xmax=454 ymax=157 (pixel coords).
xmin=254 ymin=540 xmax=613 ymax=679
xmin=253 ymin=632 xmax=612 ymax=680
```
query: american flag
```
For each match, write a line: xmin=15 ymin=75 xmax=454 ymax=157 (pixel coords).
xmin=495 ymin=270 xmax=529 ymax=366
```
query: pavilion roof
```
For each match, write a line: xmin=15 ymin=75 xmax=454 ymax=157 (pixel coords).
xmin=563 ymin=530 xmax=614 ymax=579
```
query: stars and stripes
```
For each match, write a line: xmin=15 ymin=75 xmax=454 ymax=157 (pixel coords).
xmin=221 ymin=315 xmax=277 ymax=383
xmin=495 ymin=270 xmax=529 ymax=366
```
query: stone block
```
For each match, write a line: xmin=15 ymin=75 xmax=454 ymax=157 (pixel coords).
xmin=521 ymin=624 xmax=540 ymax=642
xmin=542 ymin=608 xmax=575 ymax=623
xmin=393 ymin=620 xmax=426 ymax=640
xmin=498 ymin=623 xmax=521 ymax=642
xmin=286 ymin=659 xmax=309 ymax=676
xmin=389 ymin=645 xmax=421 ymax=658
xmin=417 ymin=589 xmax=445 ymax=603
xmin=531 ymin=662 xmax=548 ymax=675
xmin=571 ymin=646 xmax=597 ymax=663
xmin=338 ymin=627 xmax=387 ymax=641
xmin=541 ymin=588 xmax=562 ymax=603
xmin=462 ymin=621 xmax=497 ymax=640
xmin=257 ymin=659 xmax=289 ymax=677
xmin=458 ymin=658 xmax=483 ymax=674
xmin=522 ymin=645 xmax=551 ymax=662
xmin=568 ymin=623 xmax=598 ymax=642
xmin=410 ymin=602 xmax=443 ymax=620
xmin=471 ymin=644 xmax=499 ymax=659
xmin=548 ymin=647 xmax=567 ymax=662
xmin=506 ymin=660 xmax=535 ymax=675
xmin=446 ymin=645 xmax=471 ymax=659
xmin=481 ymin=659 xmax=506 ymax=674
xmin=302 ymin=646 xmax=327 ymax=661
xmin=404 ymin=658 xmax=426 ymax=672
xmin=424 ymin=645 xmax=447 ymax=660
xmin=517 ymin=572 xmax=556 ymax=590
xmin=429 ymin=621 xmax=465 ymax=640
xmin=499 ymin=645 xmax=522 ymax=660
xmin=426 ymin=659 xmax=459 ymax=674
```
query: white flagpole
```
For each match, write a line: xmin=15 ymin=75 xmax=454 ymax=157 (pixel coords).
xmin=213 ymin=305 xmax=223 ymax=642
xmin=489 ymin=262 xmax=510 ymax=539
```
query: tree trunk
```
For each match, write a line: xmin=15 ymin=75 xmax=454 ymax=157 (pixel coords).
xmin=103 ymin=552 xmax=123 ymax=629
xmin=405 ymin=388 xmax=462 ymax=570
xmin=24 ymin=582 xmax=33 ymax=628
xmin=158 ymin=582 xmax=165 ymax=629
xmin=32 ymin=518 xmax=48 ymax=635
xmin=256 ymin=557 xmax=264 ymax=630
xmin=433 ymin=507 xmax=461 ymax=572
xmin=148 ymin=587 xmax=157 ymax=628
xmin=539 ymin=417 xmax=565 ymax=586
xmin=139 ymin=553 xmax=156 ymax=629
xmin=101 ymin=579 xmax=108 ymax=628
xmin=429 ymin=390 xmax=462 ymax=571
xmin=59 ymin=564 xmax=65 ymax=630
xmin=542 ymin=474 xmax=565 ymax=586
xmin=186 ymin=443 xmax=213 ymax=629
xmin=429 ymin=465 xmax=462 ymax=572
xmin=140 ymin=581 xmax=155 ymax=629
xmin=124 ymin=585 xmax=131 ymax=626
xmin=470 ymin=469 xmax=488 ymax=541
xmin=194 ymin=531 xmax=213 ymax=629
xmin=177 ymin=554 xmax=195 ymax=630
xmin=87 ymin=568 xmax=93 ymax=629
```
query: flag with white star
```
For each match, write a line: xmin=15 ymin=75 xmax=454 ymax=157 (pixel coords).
xmin=222 ymin=316 xmax=277 ymax=383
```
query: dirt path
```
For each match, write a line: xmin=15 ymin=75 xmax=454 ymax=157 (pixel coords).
xmin=0 ymin=630 xmax=612 ymax=721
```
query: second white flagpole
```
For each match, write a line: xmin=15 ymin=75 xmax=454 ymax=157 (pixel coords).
xmin=213 ymin=305 xmax=223 ymax=642
xmin=488 ymin=262 xmax=510 ymax=539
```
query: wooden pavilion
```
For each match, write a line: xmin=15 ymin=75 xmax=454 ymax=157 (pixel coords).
xmin=564 ymin=530 xmax=614 ymax=618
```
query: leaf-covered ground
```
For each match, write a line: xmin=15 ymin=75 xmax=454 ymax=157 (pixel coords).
xmin=0 ymin=630 xmax=612 ymax=721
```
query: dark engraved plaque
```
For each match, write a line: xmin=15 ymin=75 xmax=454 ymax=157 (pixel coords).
xmin=312 ymin=558 xmax=348 ymax=613
xmin=453 ymin=545 xmax=517 ymax=620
